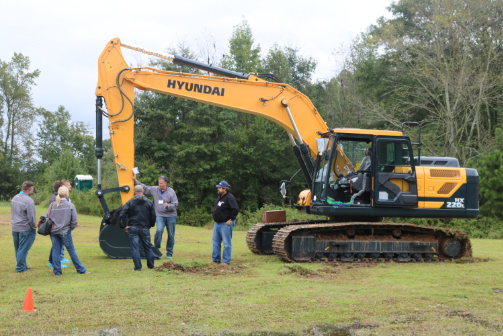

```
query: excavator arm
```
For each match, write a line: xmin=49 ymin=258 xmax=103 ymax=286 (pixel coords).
xmin=95 ymin=38 xmax=331 ymax=205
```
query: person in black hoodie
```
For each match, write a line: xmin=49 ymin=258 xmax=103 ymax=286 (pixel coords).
xmin=212 ymin=181 xmax=239 ymax=265
xmin=120 ymin=185 xmax=156 ymax=271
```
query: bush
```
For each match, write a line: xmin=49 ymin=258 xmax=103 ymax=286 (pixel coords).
xmin=71 ymin=188 xmax=122 ymax=217
xmin=177 ymin=206 xmax=213 ymax=227
xmin=175 ymin=203 xmax=324 ymax=230
xmin=234 ymin=203 xmax=325 ymax=231
xmin=32 ymin=190 xmax=52 ymax=206
xmin=384 ymin=216 xmax=503 ymax=239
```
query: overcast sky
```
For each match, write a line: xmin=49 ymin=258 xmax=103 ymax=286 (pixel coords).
xmin=1 ymin=0 xmax=393 ymax=136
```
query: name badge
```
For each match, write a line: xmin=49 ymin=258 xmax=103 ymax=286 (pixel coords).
xmin=158 ymin=200 xmax=164 ymax=205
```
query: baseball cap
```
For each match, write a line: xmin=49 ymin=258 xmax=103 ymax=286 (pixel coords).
xmin=215 ymin=181 xmax=230 ymax=188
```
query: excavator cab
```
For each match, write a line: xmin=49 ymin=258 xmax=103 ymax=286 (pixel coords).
xmin=310 ymin=132 xmax=418 ymax=213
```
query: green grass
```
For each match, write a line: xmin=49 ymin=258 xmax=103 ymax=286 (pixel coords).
xmin=1 ymin=204 xmax=503 ymax=335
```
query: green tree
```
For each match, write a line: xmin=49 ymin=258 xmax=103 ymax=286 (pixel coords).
xmin=261 ymin=45 xmax=316 ymax=92
xmin=37 ymin=105 xmax=96 ymax=174
xmin=221 ymin=18 xmax=261 ymax=73
xmin=364 ymin=0 xmax=503 ymax=162
xmin=0 ymin=53 xmax=40 ymax=164
xmin=0 ymin=152 xmax=21 ymax=199
xmin=46 ymin=148 xmax=84 ymax=184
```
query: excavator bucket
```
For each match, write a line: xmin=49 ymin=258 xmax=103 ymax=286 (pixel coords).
xmin=99 ymin=217 xmax=162 ymax=259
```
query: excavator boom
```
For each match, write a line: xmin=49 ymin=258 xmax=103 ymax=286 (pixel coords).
xmin=96 ymin=38 xmax=328 ymax=205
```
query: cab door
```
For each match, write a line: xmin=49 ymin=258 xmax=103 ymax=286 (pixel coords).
xmin=373 ymin=137 xmax=418 ymax=207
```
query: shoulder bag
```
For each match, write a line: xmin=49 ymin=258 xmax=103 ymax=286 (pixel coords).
xmin=37 ymin=202 xmax=55 ymax=236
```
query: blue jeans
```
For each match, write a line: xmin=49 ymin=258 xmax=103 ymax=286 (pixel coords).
xmin=128 ymin=226 xmax=154 ymax=271
xmin=48 ymin=244 xmax=66 ymax=263
xmin=50 ymin=230 xmax=87 ymax=275
xmin=212 ymin=221 xmax=235 ymax=264
xmin=12 ymin=230 xmax=36 ymax=272
xmin=154 ymin=216 xmax=176 ymax=257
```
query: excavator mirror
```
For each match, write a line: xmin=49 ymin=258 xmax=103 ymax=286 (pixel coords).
xmin=280 ymin=182 xmax=287 ymax=198
xmin=316 ymin=138 xmax=330 ymax=154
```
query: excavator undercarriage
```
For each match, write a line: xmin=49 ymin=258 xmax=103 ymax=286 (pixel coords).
xmin=247 ymin=221 xmax=471 ymax=263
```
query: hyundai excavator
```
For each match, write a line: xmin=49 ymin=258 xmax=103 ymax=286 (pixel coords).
xmin=95 ymin=38 xmax=478 ymax=262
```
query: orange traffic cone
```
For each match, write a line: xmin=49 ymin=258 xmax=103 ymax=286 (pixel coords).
xmin=22 ymin=288 xmax=34 ymax=312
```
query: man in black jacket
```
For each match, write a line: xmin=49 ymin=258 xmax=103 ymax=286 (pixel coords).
xmin=120 ymin=185 xmax=156 ymax=271
xmin=212 ymin=181 xmax=239 ymax=265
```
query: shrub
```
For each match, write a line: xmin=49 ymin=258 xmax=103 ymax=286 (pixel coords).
xmin=177 ymin=206 xmax=213 ymax=227
xmin=234 ymin=203 xmax=325 ymax=231
xmin=71 ymin=188 xmax=122 ymax=217
xmin=384 ymin=216 xmax=503 ymax=239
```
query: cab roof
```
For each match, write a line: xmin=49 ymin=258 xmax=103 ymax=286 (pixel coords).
xmin=331 ymin=128 xmax=403 ymax=136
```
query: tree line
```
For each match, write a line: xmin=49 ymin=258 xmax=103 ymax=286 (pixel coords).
xmin=1 ymin=0 xmax=502 ymax=237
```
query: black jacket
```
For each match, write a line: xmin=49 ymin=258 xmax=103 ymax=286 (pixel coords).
xmin=119 ymin=195 xmax=156 ymax=229
xmin=213 ymin=192 xmax=239 ymax=223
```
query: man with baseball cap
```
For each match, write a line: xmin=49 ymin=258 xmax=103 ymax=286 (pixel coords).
xmin=212 ymin=181 xmax=239 ymax=265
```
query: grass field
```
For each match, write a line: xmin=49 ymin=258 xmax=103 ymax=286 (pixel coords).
xmin=1 ymin=203 xmax=502 ymax=335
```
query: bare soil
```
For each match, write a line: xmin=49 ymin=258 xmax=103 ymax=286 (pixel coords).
xmin=155 ymin=261 xmax=246 ymax=275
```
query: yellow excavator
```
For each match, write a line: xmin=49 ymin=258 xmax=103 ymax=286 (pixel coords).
xmin=95 ymin=38 xmax=477 ymax=262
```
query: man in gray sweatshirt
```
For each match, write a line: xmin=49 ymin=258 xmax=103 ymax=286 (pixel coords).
xmin=11 ymin=181 xmax=37 ymax=273
xmin=133 ymin=174 xmax=178 ymax=259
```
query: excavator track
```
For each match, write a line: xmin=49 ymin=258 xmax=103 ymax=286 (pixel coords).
xmin=246 ymin=220 xmax=328 ymax=255
xmin=271 ymin=222 xmax=471 ymax=263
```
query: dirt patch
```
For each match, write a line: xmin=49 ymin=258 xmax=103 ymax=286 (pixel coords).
xmin=207 ymin=321 xmax=378 ymax=335
xmin=446 ymin=309 xmax=502 ymax=332
xmin=492 ymin=288 xmax=503 ymax=294
xmin=452 ymin=257 xmax=491 ymax=264
xmin=390 ymin=314 xmax=426 ymax=324
xmin=280 ymin=265 xmax=319 ymax=277
xmin=322 ymin=263 xmax=376 ymax=272
xmin=155 ymin=261 xmax=245 ymax=275
xmin=0 ymin=218 xmax=11 ymax=226
xmin=279 ymin=263 xmax=376 ymax=278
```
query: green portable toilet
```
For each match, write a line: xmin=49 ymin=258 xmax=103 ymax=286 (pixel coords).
xmin=75 ymin=175 xmax=93 ymax=192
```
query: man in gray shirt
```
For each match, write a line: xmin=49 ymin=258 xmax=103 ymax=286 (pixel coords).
xmin=11 ymin=181 xmax=37 ymax=273
xmin=133 ymin=174 xmax=178 ymax=259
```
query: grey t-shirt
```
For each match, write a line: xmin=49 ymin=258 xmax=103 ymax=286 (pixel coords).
xmin=11 ymin=193 xmax=36 ymax=232
xmin=135 ymin=181 xmax=178 ymax=217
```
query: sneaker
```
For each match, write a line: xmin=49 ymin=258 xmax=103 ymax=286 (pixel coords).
xmin=48 ymin=263 xmax=67 ymax=268
xmin=166 ymin=256 xmax=172 ymax=259
xmin=61 ymin=258 xmax=71 ymax=264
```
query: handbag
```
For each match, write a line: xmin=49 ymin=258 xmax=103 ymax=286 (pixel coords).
xmin=37 ymin=202 xmax=55 ymax=236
